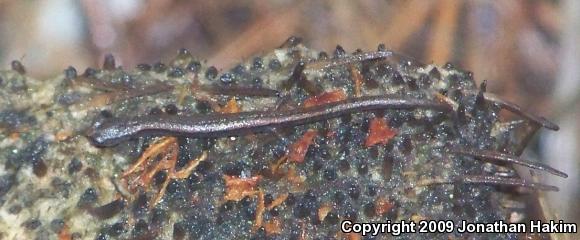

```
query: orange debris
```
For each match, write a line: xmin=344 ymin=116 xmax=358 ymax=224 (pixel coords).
xmin=223 ymin=175 xmax=262 ymax=201
xmin=267 ymin=193 xmax=288 ymax=210
xmin=349 ymin=65 xmax=363 ymax=97
xmin=347 ymin=232 xmax=362 ymax=240
xmin=317 ymin=203 xmax=332 ymax=222
xmin=253 ymin=190 xmax=265 ymax=231
xmin=411 ymin=214 xmax=427 ymax=223
xmin=286 ymin=166 xmax=306 ymax=189
xmin=221 ymin=97 xmax=241 ymax=113
xmin=375 ymin=198 xmax=395 ymax=216
xmin=270 ymin=155 xmax=288 ymax=174
xmin=58 ymin=224 xmax=71 ymax=240
xmin=121 ymin=136 xmax=208 ymax=207
xmin=55 ymin=129 xmax=73 ymax=141
xmin=9 ymin=132 xmax=20 ymax=140
xmin=365 ymin=117 xmax=397 ymax=147
xmin=122 ymin=137 xmax=177 ymax=178
xmin=288 ymin=129 xmax=318 ymax=163
xmin=264 ymin=218 xmax=282 ymax=236
xmin=303 ymin=90 xmax=347 ymax=108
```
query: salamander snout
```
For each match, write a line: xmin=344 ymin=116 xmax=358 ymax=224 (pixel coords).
xmin=85 ymin=119 xmax=129 ymax=148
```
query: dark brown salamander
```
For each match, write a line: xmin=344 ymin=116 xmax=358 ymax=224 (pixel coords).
xmin=86 ymin=95 xmax=453 ymax=147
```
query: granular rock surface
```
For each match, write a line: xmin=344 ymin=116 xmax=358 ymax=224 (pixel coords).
xmin=0 ymin=40 xmax=562 ymax=239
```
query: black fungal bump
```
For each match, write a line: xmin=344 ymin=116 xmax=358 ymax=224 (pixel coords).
xmin=280 ymin=36 xmax=303 ymax=48
xmin=199 ymin=138 xmax=216 ymax=151
xmin=357 ymin=161 xmax=369 ymax=175
xmin=165 ymin=179 xmax=181 ymax=196
xmin=293 ymin=193 xmax=317 ymax=219
xmin=391 ymin=71 xmax=405 ymax=85
xmin=153 ymin=62 xmax=167 ymax=73
xmin=164 ymin=104 xmax=179 ymax=115
xmin=399 ymin=135 xmax=413 ymax=154
xmin=222 ymin=161 xmax=244 ymax=176
xmin=364 ymin=202 xmax=376 ymax=217
xmin=78 ymin=187 xmax=98 ymax=209
xmin=323 ymin=167 xmax=337 ymax=181
xmin=107 ymin=222 xmax=126 ymax=237
xmin=89 ymin=199 xmax=126 ymax=220
xmin=205 ymin=66 xmax=218 ymax=79
xmin=268 ymin=59 xmax=281 ymax=70
xmin=153 ymin=171 xmax=168 ymax=187
xmin=325 ymin=212 xmax=339 ymax=225
xmin=285 ymin=193 xmax=296 ymax=206
xmin=9 ymin=136 xmax=49 ymax=173
xmin=377 ymin=43 xmax=386 ymax=52
xmin=429 ymin=67 xmax=441 ymax=80
xmin=367 ymin=185 xmax=377 ymax=197
xmin=11 ymin=60 xmax=26 ymax=74
xmin=119 ymin=73 xmax=134 ymax=85
xmin=347 ymin=183 xmax=360 ymax=200
xmin=95 ymin=233 xmax=107 ymax=240
xmin=318 ymin=51 xmax=329 ymax=60
xmin=252 ymin=76 xmax=263 ymax=86
xmin=187 ymin=61 xmax=201 ymax=73
xmin=270 ymin=206 xmax=280 ymax=216
xmin=103 ymin=54 xmax=116 ymax=70
xmin=137 ymin=63 xmax=152 ymax=71
xmin=151 ymin=209 xmax=167 ymax=230
xmin=406 ymin=76 xmax=419 ymax=90
xmin=264 ymin=193 xmax=274 ymax=206
xmin=339 ymin=159 xmax=350 ymax=172
xmin=83 ymin=67 xmax=97 ymax=78
xmin=173 ymin=223 xmax=186 ymax=240
xmin=132 ymin=219 xmax=150 ymax=238
xmin=195 ymin=161 xmax=213 ymax=176
xmin=22 ymin=218 xmax=41 ymax=230
xmin=344 ymin=207 xmax=358 ymax=221
xmin=132 ymin=193 xmax=149 ymax=217
xmin=244 ymin=205 xmax=256 ymax=220
xmin=312 ymin=158 xmax=323 ymax=171
xmin=444 ymin=62 xmax=455 ymax=70
xmin=177 ymin=48 xmax=191 ymax=59
xmin=417 ymin=74 xmax=432 ymax=88
xmin=64 ymin=66 xmax=77 ymax=80
xmin=50 ymin=219 xmax=65 ymax=233
xmin=51 ymin=177 xmax=71 ymax=198
xmin=32 ymin=159 xmax=47 ymax=177
xmin=334 ymin=191 xmax=346 ymax=205
xmin=168 ymin=67 xmax=185 ymax=78
xmin=334 ymin=45 xmax=346 ymax=58
xmin=251 ymin=57 xmax=263 ymax=70
xmin=219 ymin=72 xmax=235 ymax=84
xmin=232 ymin=64 xmax=245 ymax=75
xmin=8 ymin=204 xmax=21 ymax=214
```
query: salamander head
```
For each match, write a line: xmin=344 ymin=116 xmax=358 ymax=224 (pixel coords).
xmin=85 ymin=118 xmax=137 ymax=147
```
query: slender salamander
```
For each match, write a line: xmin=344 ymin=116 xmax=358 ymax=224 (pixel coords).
xmin=87 ymin=95 xmax=453 ymax=147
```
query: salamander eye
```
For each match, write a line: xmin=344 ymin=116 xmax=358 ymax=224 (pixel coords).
xmin=90 ymin=118 xmax=104 ymax=129
xmin=100 ymin=110 xmax=113 ymax=119
xmin=85 ymin=126 xmax=105 ymax=146
xmin=90 ymin=110 xmax=115 ymax=129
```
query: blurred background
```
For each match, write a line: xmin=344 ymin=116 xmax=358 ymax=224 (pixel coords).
xmin=0 ymin=0 xmax=577 ymax=225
